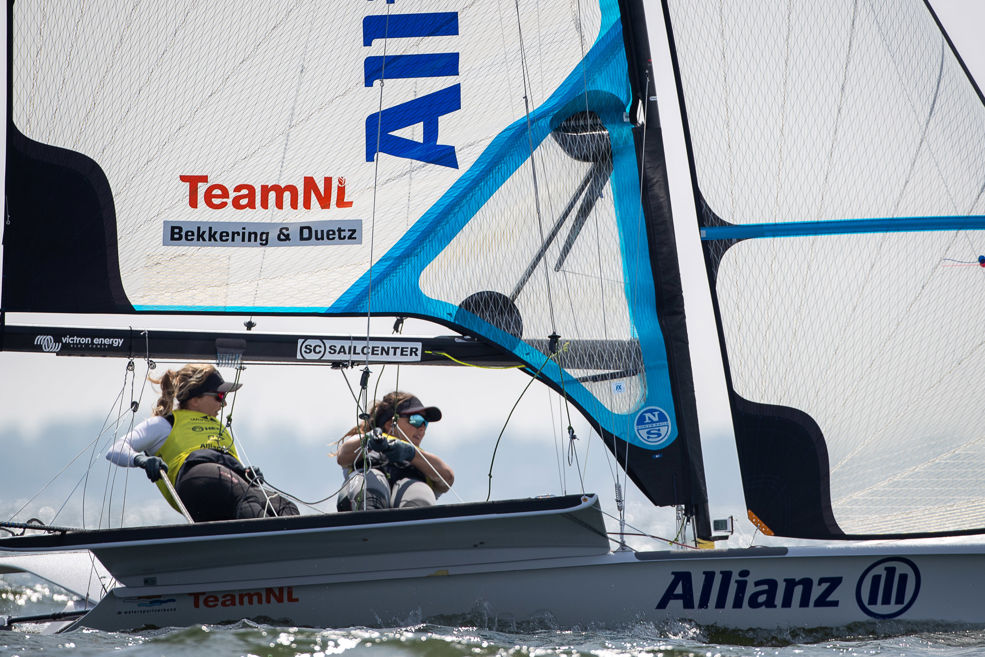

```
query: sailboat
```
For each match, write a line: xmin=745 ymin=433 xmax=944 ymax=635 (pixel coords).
xmin=4 ymin=0 xmax=985 ymax=632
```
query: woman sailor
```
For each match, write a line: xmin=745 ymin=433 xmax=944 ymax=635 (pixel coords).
xmin=106 ymin=364 xmax=299 ymax=521
xmin=335 ymin=391 xmax=455 ymax=510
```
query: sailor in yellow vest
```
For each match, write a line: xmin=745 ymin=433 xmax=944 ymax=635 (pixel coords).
xmin=335 ymin=391 xmax=455 ymax=510
xmin=106 ymin=364 xmax=298 ymax=522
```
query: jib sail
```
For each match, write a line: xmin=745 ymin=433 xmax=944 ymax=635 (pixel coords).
xmin=664 ymin=0 xmax=985 ymax=538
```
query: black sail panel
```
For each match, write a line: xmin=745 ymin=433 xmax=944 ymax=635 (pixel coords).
xmin=4 ymin=127 xmax=130 ymax=313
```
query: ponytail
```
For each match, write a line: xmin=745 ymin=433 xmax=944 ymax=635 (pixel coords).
xmin=150 ymin=370 xmax=178 ymax=417
xmin=149 ymin=364 xmax=216 ymax=416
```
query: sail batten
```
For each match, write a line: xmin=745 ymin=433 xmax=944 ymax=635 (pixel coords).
xmin=701 ymin=215 xmax=985 ymax=240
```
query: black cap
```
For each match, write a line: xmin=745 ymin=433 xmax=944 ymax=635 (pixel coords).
xmin=180 ymin=370 xmax=242 ymax=401
xmin=396 ymin=396 xmax=442 ymax=422
xmin=374 ymin=395 xmax=442 ymax=428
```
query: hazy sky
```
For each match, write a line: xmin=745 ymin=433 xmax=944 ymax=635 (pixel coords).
xmin=1 ymin=1 xmax=982 ymax=547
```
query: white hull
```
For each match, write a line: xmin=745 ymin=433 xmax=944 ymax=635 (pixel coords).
xmin=4 ymin=497 xmax=983 ymax=632
xmin=64 ymin=542 xmax=985 ymax=631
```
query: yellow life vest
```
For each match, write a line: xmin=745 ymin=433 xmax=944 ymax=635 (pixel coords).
xmin=153 ymin=409 xmax=240 ymax=512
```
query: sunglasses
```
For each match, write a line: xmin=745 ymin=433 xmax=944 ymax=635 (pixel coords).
xmin=202 ymin=391 xmax=227 ymax=402
xmin=403 ymin=413 xmax=427 ymax=428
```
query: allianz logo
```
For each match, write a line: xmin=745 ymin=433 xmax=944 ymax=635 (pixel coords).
xmin=855 ymin=557 xmax=921 ymax=619
xmin=656 ymin=557 xmax=920 ymax=619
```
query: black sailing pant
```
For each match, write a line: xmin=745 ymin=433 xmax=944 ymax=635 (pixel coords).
xmin=175 ymin=450 xmax=299 ymax=522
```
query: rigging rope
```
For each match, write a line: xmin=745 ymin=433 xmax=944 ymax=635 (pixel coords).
xmin=7 ymin=357 xmax=145 ymax=530
xmin=109 ymin=334 xmax=155 ymax=531
xmin=363 ymin=1 xmax=393 ymax=362
xmin=390 ymin=422 xmax=462 ymax=503
xmin=217 ymin=361 xmax=285 ymax=517
xmin=549 ymin=386 xmax=566 ymax=494
xmin=10 ymin=351 xmax=155 ymax=599
xmin=0 ymin=519 xmax=79 ymax=536
xmin=512 ymin=0 xmax=558 ymax=334
xmin=265 ymin=478 xmax=348 ymax=509
xmin=485 ymin=343 xmax=568 ymax=501
xmin=423 ymin=351 xmax=524 ymax=370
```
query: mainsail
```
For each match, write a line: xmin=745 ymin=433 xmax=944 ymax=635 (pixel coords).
xmin=664 ymin=0 xmax=985 ymax=538
xmin=3 ymin=1 xmax=709 ymax=534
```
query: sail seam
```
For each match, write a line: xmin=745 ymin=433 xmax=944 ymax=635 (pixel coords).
xmin=250 ymin=2 xmax=320 ymax=313
xmin=816 ymin=0 xmax=860 ymax=218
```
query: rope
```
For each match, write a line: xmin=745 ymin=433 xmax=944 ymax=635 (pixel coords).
xmin=548 ymin=333 xmax=586 ymax=494
xmin=485 ymin=344 xmax=568 ymax=501
xmin=82 ymin=359 xmax=137 ymax=530
xmin=549 ymin=386 xmax=566 ymax=493
xmin=5 ymin=361 xmax=145 ymax=527
xmin=217 ymin=364 xmax=283 ymax=516
xmin=390 ymin=422 xmax=463 ymax=503
xmin=512 ymin=0 xmax=558 ymax=333
xmin=265 ymin=478 xmax=348 ymax=510
xmin=363 ymin=2 xmax=394 ymax=362
xmin=0 ymin=519 xmax=78 ymax=536
xmin=598 ymin=510 xmax=699 ymax=551
xmin=356 ymin=368 xmax=374 ymax=510
xmin=424 ymin=350 xmax=524 ymax=370
xmin=108 ymin=343 xmax=154 ymax=531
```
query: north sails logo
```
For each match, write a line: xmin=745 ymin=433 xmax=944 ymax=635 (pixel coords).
xmin=855 ymin=557 xmax=920 ymax=619
xmin=634 ymin=406 xmax=674 ymax=448
xmin=34 ymin=335 xmax=62 ymax=352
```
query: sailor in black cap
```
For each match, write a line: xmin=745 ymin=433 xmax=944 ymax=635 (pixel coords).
xmin=335 ymin=391 xmax=455 ymax=511
xmin=106 ymin=364 xmax=299 ymax=521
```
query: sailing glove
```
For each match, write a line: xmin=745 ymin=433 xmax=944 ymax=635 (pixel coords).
xmin=382 ymin=439 xmax=417 ymax=464
xmin=366 ymin=432 xmax=388 ymax=452
xmin=133 ymin=454 xmax=168 ymax=482
xmin=244 ymin=466 xmax=264 ymax=485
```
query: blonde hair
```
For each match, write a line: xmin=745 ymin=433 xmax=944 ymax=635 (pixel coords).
xmin=150 ymin=364 xmax=217 ymax=417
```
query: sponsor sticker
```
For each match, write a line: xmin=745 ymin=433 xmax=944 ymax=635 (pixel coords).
xmin=654 ymin=557 xmax=922 ymax=619
xmin=192 ymin=586 xmax=299 ymax=609
xmin=34 ymin=335 xmax=62 ymax=353
xmin=855 ymin=557 xmax=921 ymax=619
xmin=297 ymin=339 xmax=423 ymax=363
xmin=163 ymin=220 xmax=362 ymax=247
xmin=656 ymin=569 xmax=842 ymax=610
xmin=116 ymin=595 xmax=178 ymax=617
xmin=634 ymin=406 xmax=674 ymax=448
xmin=37 ymin=334 xmax=125 ymax=352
